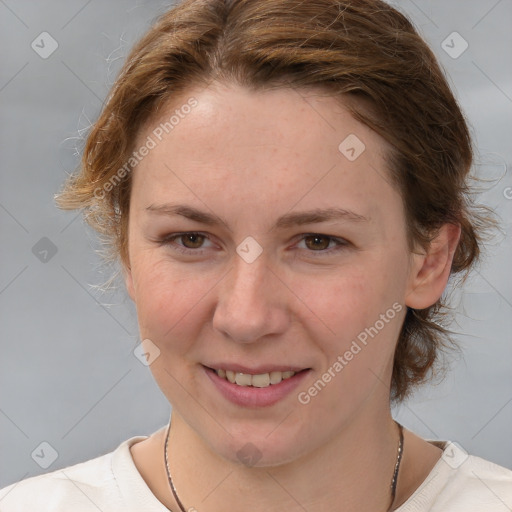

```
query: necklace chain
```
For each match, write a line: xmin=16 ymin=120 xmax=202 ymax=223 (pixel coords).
xmin=164 ymin=420 xmax=187 ymax=512
xmin=389 ymin=421 xmax=404 ymax=511
xmin=164 ymin=419 xmax=404 ymax=512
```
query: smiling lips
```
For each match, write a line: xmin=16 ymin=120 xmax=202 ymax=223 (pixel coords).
xmin=214 ymin=368 xmax=298 ymax=388
xmin=204 ymin=364 xmax=311 ymax=407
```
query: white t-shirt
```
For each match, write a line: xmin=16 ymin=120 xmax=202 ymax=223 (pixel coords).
xmin=1 ymin=429 xmax=511 ymax=511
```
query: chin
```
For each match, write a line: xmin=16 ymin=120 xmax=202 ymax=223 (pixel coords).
xmin=205 ymin=422 xmax=312 ymax=469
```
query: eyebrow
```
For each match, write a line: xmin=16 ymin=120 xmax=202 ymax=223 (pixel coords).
xmin=145 ymin=203 xmax=369 ymax=230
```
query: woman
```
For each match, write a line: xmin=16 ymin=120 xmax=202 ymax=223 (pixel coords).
xmin=1 ymin=0 xmax=510 ymax=510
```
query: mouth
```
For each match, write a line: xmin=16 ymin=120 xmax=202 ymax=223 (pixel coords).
xmin=202 ymin=365 xmax=312 ymax=407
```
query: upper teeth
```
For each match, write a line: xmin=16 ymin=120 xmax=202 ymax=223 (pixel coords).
xmin=215 ymin=369 xmax=297 ymax=388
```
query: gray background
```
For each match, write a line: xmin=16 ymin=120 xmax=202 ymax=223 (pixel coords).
xmin=0 ymin=0 xmax=511 ymax=489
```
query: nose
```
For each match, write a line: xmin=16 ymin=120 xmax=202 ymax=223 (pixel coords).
xmin=212 ymin=253 xmax=290 ymax=344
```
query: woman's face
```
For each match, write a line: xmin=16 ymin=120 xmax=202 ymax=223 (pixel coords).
xmin=125 ymin=82 xmax=418 ymax=465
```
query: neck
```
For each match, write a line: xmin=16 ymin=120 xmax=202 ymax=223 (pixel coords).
xmin=165 ymin=404 xmax=402 ymax=512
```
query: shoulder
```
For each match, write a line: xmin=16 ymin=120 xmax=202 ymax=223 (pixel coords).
xmin=399 ymin=441 xmax=512 ymax=512
xmin=444 ymin=450 xmax=512 ymax=506
xmin=0 ymin=434 xmax=149 ymax=512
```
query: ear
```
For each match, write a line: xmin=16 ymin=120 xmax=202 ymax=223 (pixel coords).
xmin=405 ymin=223 xmax=461 ymax=309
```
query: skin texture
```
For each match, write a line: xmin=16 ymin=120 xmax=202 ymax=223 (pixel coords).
xmin=124 ymin=82 xmax=459 ymax=511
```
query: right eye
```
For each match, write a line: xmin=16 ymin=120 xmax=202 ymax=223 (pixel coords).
xmin=159 ymin=232 xmax=215 ymax=255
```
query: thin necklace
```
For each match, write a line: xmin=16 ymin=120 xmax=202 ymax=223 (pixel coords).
xmin=164 ymin=419 xmax=404 ymax=512
xmin=389 ymin=421 xmax=404 ymax=511
xmin=164 ymin=420 xmax=187 ymax=512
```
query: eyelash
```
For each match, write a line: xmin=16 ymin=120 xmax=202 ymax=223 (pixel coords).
xmin=159 ymin=232 xmax=349 ymax=257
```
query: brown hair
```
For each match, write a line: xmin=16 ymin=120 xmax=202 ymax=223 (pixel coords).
xmin=56 ymin=0 xmax=491 ymax=402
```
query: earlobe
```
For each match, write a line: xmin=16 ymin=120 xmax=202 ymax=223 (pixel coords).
xmin=405 ymin=223 xmax=461 ymax=309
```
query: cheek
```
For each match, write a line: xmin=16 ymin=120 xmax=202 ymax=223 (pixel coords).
xmin=292 ymin=254 xmax=406 ymax=392
xmin=131 ymin=257 xmax=216 ymax=350
xmin=295 ymin=272 xmax=405 ymax=412
xmin=297 ymin=258 xmax=405 ymax=344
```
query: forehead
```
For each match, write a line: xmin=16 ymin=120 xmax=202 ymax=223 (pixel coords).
xmin=130 ymin=82 xmax=399 ymax=226
xmin=138 ymin=82 xmax=384 ymax=159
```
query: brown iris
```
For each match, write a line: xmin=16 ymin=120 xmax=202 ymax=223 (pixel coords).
xmin=180 ymin=233 xmax=205 ymax=249
xmin=303 ymin=235 xmax=330 ymax=251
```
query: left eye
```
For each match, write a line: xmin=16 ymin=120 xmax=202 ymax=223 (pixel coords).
xmin=296 ymin=234 xmax=347 ymax=254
